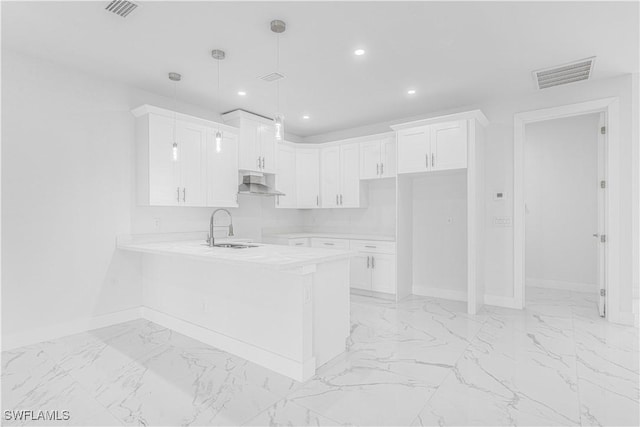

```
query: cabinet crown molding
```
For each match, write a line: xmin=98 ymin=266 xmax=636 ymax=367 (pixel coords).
xmin=221 ymin=109 xmax=275 ymax=126
xmin=131 ymin=104 xmax=238 ymax=134
xmin=390 ymin=109 xmax=489 ymax=131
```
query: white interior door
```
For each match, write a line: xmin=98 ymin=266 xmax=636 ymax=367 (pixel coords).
xmin=597 ymin=113 xmax=607 ymax=317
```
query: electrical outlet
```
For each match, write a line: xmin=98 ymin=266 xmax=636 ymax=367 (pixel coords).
xmin=494 ymin=216 xmax=512 ymax=227
xmin=153 ymin=218 xmax=161 ymax=231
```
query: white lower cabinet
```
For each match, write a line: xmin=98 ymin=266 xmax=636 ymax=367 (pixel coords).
xmin=349 ymin=240 xmax=396 ymax=294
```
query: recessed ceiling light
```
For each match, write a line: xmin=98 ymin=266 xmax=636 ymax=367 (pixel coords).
xmin=354 ymin=49 xmax=365 ymax=56
xmin=237 ymin=91 xmax=246 ymax=96
xmin=407 ymin=89 xmax=416 ymax=95
xmin=302 ymin=115 xmax=310 ymax=120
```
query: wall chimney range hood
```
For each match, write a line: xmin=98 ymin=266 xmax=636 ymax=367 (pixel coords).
xmin=238 ymin=174 xmax=284 ymax=197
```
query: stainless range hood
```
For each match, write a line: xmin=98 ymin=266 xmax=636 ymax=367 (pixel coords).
xmin=238 ymin=174 xmax=285 ymax=197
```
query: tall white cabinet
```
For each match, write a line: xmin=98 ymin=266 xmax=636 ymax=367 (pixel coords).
xmin=133 ymin=105 xmax=239 ymax=208
xmin=222 ymin=110 xmax=275 ymax=174
xmin=320 ymin=143 xmax=366 ymax=208
xmin=393 ymin=110 xmax=488 ymax=314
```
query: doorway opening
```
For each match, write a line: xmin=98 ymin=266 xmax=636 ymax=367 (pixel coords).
xmin=513 ymin=97 xmax=621 ymax=322
xmin=523 ymin=112 xmax=605 ymax=317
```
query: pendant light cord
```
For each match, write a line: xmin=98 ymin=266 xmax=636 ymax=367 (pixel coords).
xmin=276 ymin=32 xmax=280 ymax=113
xmin=173 ymin=80 xmax=177 ymax=142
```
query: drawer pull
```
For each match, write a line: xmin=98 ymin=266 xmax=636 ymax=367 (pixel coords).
xmin=365 ymin=245 xmax=376 ymax=248
xmin=324 ymin=242 xmax=335 ymax=246
xmin=295 ymin=243 xmax=304 ymax=246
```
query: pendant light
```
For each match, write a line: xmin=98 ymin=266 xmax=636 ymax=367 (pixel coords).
xmin=168 ymin=72 xmax=181 ymax=161
xmin=211 ymin=49 xmax=226 ymax=153
xmin=271 ymin=19 xmax=286 ymax=141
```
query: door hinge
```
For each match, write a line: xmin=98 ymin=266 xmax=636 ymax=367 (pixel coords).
xmin=600 ymin=234 xmax=607 ymax=243
xmin=600 ymin=126 xmax=606 ymax=135
xmin=600 ymin=288 xmax=606 ymax=297
xmin=600 ymin=180 xmax=606 ymax=189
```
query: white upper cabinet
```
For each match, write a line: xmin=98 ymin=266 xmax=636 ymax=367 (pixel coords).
xmin=258 ymin=124 xmax=276 ymax=174
xmin=397 ymin=126 xmax=430 ymax=174
xmin=206 ymin=130 xmax=239 ymax=208
xmin=222 ymin=110 xmax=276 ymax=174
xmin=275 ymin=143 xmax=297 ymax=208
xmin=296 ymin=148 xmax=320 ymax=208
xmin=339 ymin=143 xmax=361 ymax=207
xmin=320 ymin=143 xmax=365 ymax=208
xmin=176 ymin=121 xmax=207 ymax=207
xmin=133 ymin=105 xmax=239 ymax=207
xmin=320 ymin=146 xmax=341 ymax=208
xmin=396 ymin=119 xmax=469 ymax=174
xmin=430 ymin=120 xmax=467 ymax=171
xmin=360 ymin=136 xmax=396 ymax=179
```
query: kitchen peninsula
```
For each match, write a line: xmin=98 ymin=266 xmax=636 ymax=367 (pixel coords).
xmin=118 ymin=234 xmax=353 ymax=381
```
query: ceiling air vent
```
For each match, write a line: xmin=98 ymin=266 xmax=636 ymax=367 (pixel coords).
xmin=533 ymin=57 xmax=595 ymax=90
xmin=105 ymin=0 xmax=139 ymax=18
xmin=259 ymin=72 xmax=286 ymax=83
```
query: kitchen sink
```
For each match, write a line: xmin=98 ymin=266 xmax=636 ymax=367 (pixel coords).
xmin=206 ymin=243 xmax=258 ymax=249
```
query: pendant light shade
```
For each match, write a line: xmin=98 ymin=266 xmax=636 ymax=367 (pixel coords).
xmin=212 ymin=49 xmax=226 ymax=153
xmin=274 ymin=114 xmax=284 ymax=141
xmin=271 ymin=20 xmax=286 ymax=141
xmin=168 ymin=72 xmax=181 ymax=162
xmin=215 ymin=130 xmax=222 ymax=153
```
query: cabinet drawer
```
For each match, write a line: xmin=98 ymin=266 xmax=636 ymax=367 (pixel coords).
xmin=311 ymin=238 xmax=349 ymax=249
xmin=288 ymin=237 xmax=310 ymax=247
xmin=349 ymin=240 xmax=395 ymax=254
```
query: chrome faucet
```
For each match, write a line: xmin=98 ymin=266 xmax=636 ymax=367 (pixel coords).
xmin=207 ymin=208 xmax=234 ymax=247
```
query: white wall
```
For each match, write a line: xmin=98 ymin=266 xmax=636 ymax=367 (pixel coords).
xmin=1 ymin=50 xmax=304 ymax=339
xmin=302 ymin=179 xmax=396 ymax=236
xmin=524 ymin=113 xmax=599 ymax=291
xmin=412 ymin=172 xmax=468 ymax=294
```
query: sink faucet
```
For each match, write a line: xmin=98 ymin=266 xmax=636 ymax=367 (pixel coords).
xmin=207 ymin=208 xmax=234 ymax=247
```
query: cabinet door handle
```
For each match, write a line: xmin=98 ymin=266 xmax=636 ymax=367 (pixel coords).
xmin=336 ymin=194 xmax=339 ymax=205
xmin=425 ymin=154 xmax=429 ymax=168
xmin=183 ymin=187 xmax=186 ymax=202
xmin=365 ymin=245 xmax=376 ymax=248
xmin=295 ymin=242 xmax=304 ymax=246
xmin=261 ymin=157 xmax=265 ymax=169
xmin=276 ymin=195 xmax=279 ymax=205
xmin=316 ymin=195 xmax=319 ymax=206
xmin=324 ymin=242 xmax=334 ymax=246
xmin=366 ymin=256 xmax=370 ymax=268
xmin=431 ymin=153 xmax=435 ymax=167
xmin=371 ymin=256 xmax=375 ymax=268
xmin=376 ymin=163 xmax=380 ymax=175
xmin=177 ymin=187 xmax=180 ymax=202
xmin=257 ymin=157 xmax=261 ymax=169
xmin=340 ymin=194 xmax=343 ymax=205
xmin=381 ymin=163 xmax=384 ymax=175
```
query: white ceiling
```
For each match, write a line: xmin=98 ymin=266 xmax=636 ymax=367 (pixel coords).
xmin=2 ymin=1 xmax=638 ymax=137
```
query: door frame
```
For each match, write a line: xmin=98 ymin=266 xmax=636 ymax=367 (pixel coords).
xmin=513 ymin=97 xmax=621 ymax=322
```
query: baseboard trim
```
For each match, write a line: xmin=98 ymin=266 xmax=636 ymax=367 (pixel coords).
xmin=140 ymin=307 xmax=316 ymax=382
xmin=484 ymin=295 xmax=522 ymax=309
xmin=526 ymin=277 xmax=597 ymax=293
xmin=412 ymin=285 xmax=467 ymax=302
xmin=2 ymin=307 xmax=143 ymax=351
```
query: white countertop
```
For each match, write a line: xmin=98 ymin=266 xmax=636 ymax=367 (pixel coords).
xmin=117 ymin=238 xmax=354 ymax=271
xmin=264 ymin=232 xmax=395 ymax=242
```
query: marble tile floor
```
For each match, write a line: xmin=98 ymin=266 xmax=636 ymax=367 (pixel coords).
xmin=2 ymin=288 xmax=638 ymax=426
